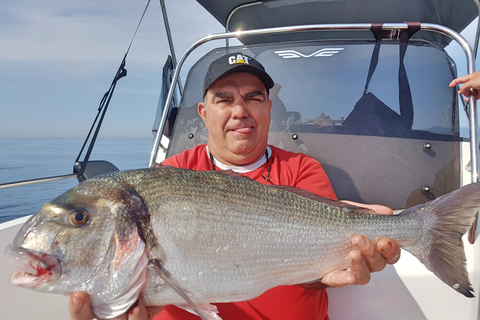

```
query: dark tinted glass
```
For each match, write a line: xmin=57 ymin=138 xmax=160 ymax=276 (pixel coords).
xmin=167 ymin=40 xmax=460 ymax=208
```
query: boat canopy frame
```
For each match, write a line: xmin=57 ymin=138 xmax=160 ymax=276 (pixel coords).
xmin=150 ymin=23 xmax=477 ymax=176
xmin=149 ymin=22 xmax=479 ymax=241
xmin=198 ymin=0 xmax=480 ymax=50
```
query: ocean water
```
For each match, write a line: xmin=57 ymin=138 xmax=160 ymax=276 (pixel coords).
xmin=0 ymin=138 xmax=154 ymax=223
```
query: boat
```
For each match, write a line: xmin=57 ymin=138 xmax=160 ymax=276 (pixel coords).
xmin=2 ymin=0 xmax=480 ymax=319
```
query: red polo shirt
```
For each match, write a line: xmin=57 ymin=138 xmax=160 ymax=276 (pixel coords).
xmin=155 ymin=144 xmax=336 ymax=320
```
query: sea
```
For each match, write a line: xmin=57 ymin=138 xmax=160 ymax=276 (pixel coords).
xmin=0 ymin=138 xmax=155 ymax=224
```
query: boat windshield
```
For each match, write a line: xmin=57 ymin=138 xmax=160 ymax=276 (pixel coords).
xmin=166 ymin=39 xmax=460 ymax=209
xmin=178 ymin=40 xmax=457 ymax=138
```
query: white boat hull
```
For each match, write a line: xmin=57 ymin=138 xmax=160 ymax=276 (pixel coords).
xmin=1 ymin=217 xmax=70 ymax=320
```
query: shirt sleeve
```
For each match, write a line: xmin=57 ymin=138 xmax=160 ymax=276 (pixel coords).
xmin=161 ymin=155 xmax=181 ymax=167
xmin=160 ymin=145 xmax=211 ymax=171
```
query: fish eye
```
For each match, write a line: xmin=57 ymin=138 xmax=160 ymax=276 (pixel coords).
xmin=69 ymin=210 xmax=89 ymax=227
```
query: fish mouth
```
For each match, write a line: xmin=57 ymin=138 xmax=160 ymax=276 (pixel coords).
xmin=4 ymin=244 xmax=61 ymax=288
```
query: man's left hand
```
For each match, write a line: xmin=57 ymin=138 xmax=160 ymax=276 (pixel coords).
xmin=301 ymin=202 xmax=401 ymax=289
xmin=320 ymin=235 xmax=400 ymax=288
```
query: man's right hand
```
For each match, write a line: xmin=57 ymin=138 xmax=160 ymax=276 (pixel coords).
xmin=69 ymin=291 xmax=164 ymax=320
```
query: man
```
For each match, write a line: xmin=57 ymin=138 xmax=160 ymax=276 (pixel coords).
xmin=70 ymin=53 xmax=400 ymax=320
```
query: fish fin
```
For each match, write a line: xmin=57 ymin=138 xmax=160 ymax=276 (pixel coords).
xmin=91 ymin=228 xmax=149 ymax=319
xmin=148 ymin=259 xmax=215 ymax=320
xmin=152 ymin=164 xmax=174 ymax=169
xmin=153 ymin=166 xmax=243 ymax=180
xmin=400 ymin=183 xmax=480 ymax=298
xmin=176 ymin=304 xmax=222 ymax=320
xmin=218 ymin=170 xmax=244 ymax=178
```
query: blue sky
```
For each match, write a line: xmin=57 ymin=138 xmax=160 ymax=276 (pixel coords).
xmin=0 ymin=0 xmax=478 ymax=138
xmin=0 ymin=0 xmax=225 ymax=138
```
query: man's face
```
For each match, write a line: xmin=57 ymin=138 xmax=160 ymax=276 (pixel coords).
xmin=199 ymin=72 xmax=272 ymax=166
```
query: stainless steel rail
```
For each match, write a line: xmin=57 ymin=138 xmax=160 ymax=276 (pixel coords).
xmin=0 ymin=173 xmax=78 ymax=190
xmin=225 ymin=1 xmax=262 ymax=47
xmin=150 ymin=23 xmax=477 ymax=170
xmin=149 ymin=22 xmax=478 ymax=240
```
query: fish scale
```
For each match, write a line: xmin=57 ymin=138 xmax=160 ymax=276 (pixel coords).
xmin=5 ymin=166 xmax=480 ymax=319
xmin=143 ymin=171 xmax=399 ymax=302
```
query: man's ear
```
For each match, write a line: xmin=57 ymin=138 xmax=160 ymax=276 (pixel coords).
xmin=198 ymin=102 xmax=207 ymax=126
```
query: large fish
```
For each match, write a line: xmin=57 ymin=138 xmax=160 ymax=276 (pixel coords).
xmin=4 ymin=167 xmax=480 ymax=319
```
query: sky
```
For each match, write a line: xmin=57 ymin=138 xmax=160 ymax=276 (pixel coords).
xmin=0 ymin=0 xmax=479 ymax=139
xmin=0 ymin=0 xmax=226 ymax=138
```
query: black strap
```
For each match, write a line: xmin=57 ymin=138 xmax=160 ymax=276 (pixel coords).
xmin=261 ymin=150 xmax=273 ymax=185
xmin=362 ymin=22 xmax=420 ymax=129
xmin=362 ymin=23 xmax=383 ymax=95
xmin=75 ymin=0 xmax=152 ymax=177
xmin=209 ymin=151 xmax=216 ymax=171
xmin=398 ymin=22 xmax=420 ymax=128
xmin=75 ymin=58 xmax=127 ymax=168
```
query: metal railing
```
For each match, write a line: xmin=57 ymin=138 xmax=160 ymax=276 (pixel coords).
xmin=0 ymin=173 xmax=78 ymax=190
xmin=150 ymin=23 xmax=476 ymax=173
xmin=148 ymin=22 xmax=478 ymax=240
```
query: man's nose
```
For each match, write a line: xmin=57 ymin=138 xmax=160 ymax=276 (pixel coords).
xmin=231 ymin=101 xmax=249 ymax=118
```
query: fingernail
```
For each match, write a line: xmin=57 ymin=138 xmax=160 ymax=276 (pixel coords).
xmin=72 ymin=293 xmax=84 ymax=307
xmin=354 ymin=235 xmax=367 ymax=249
xmin=382 ymin=241 xmax=392 ymax=253
xmin=352 ymin=251 xmax=363 ymax=265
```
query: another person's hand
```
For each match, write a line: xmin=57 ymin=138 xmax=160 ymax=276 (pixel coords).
xmin=302 ymin=202 xmax=400 ymax=290
xmin=449 ymin=71 xmax=480 ymax=102
xmin=69 ymin=291 xmax=164 ymax=320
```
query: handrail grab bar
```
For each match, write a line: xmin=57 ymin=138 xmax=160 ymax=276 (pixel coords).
xmin=0 ymin=174 xmax=78 ymax=190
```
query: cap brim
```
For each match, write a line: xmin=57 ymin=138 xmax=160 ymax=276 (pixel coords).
xmin=204 ymin=64 xmax=274 ymax=96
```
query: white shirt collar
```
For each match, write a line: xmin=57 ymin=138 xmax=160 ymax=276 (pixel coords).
xmin=206 ymin=146 xmax=271 ymax=173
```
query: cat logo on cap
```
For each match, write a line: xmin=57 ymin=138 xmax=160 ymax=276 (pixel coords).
xmin=228 ymin=54 xmax=251 ymax=65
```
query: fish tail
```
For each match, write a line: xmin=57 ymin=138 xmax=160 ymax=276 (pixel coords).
xmin=400 ymin=183 xmax=480 ymax=298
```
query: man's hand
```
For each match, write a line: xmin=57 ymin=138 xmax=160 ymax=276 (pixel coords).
xmin=319 ymin=235 xmax=400 ymax=288
xmin=69 ymin=291 xmax=164 ymax=320
xmin=69 ymin=292 xmax=93 ymax=320
xmin=301 ymin=202 xmax=400 ymax=290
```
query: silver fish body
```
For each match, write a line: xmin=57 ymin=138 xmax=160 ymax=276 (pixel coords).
xmin=4 ymin=167 xmax=480 ymax=319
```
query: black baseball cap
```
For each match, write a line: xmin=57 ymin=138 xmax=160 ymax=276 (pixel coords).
xmin=203 ymin=53 xmax=274 ymax=96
